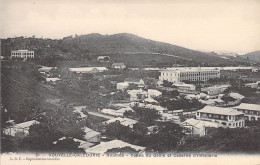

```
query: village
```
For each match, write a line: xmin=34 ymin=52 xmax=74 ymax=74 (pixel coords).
xmin=1 ymin=49 xmax=260 ymax=154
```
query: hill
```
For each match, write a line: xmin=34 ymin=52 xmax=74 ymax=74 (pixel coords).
xmin=61 ymin=33 xmax=246 ymax=66
xmin=1 ymin=33 xmax=255 ymax=67
xmin=242 ymin=50 xmax=260 ymax=63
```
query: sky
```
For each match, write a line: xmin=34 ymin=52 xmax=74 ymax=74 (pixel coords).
xmin=0 ymin=0 xmax=260 ymax=54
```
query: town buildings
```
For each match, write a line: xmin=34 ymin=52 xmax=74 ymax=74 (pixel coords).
xmin=233 ymin=103 xmax=260 ymax=121
xmin=196 ymin=106 xmax=245 ymax=128
xmin=159 ymin=67 xmax=220 ymax=83
xmin=11 ymin=50 xmax=34 ymax=59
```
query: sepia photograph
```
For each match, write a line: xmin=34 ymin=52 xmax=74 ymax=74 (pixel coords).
xmin=1 ymin=0 xmax=260 ymax=165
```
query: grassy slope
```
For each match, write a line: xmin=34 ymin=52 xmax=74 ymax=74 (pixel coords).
xmin=1 ymin=61 xmax=60 ymax=111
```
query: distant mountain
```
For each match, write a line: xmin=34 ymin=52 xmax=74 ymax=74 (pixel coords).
xmin=242 ymin=50 xmax=260 ymax=63
xmin=61 ymin=33 xmax=249 ymax=65
xmin=1 ymin=33 xmax=255 ymax=67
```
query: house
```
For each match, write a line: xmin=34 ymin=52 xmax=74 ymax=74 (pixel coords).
xmin=196 ymin=106 xmax=245 ymax=128
xmin=228 ymin=92 xmax=245 ymax=101
xmin=69 ymin=67 xmax=108 ymax=74
xmin=233 ymin=103 xmax=260 ymax=121
xmin=185 ymin=94 xmax=200 ymax=100
xmin=101 ymin=107 xmax=133 ymax=117
xmin=127 ymin=89 xmax=148 ymax=101
xmin=111 ymin=63 xmax=126 ymax=70
xmin=102 ymin=117 xmax=138 ymax=128
xmin=144 ymin=97 xmax=158 ymax=104
xmin=168 ymin=109 xmax=183 ymax=116
xmin=84 ymin=140 xmax=145 ymax=154
xmin=73 ymin=106 xmax=88 ymax=119
xmin=201 ymin=84 xmax=230 ymax=96
xmin=182 ymin=118 xmax=220 ymax=136
xmin=147 ymin=89 xmax=162 ymax=98
xmin=38 ymin=66 xmax=57 ymax=73
xmin=244 ymin=82 xmax=259 ymax=89
xmin=199 ymin=98 xmax=225 ymax=106
xmin=124 ymin=78 xmax=145 ymax=87
xmin=53 ymin=137 xmax=94 ymax=150
xmin=3 ymin=120 xmax=40 ymax=137
xmin=174 ymin=83 xmax=196 ymax=93
xmin=117 ymin=82 xmax=129 ymax=91
xmin=159 ymin=113 xmax=181 ymax=123
xmin=11 ymin=50 xmax=34 ymax=58
xmin=83 ymin=127 xmax=101 ymax=143
xmin=97 ymin=56 xmax=110 ymax=62
xmin=131 ymin=102 xmax=167 ymax=114
xmin=45 ymin=78 xmax=61 ymax=84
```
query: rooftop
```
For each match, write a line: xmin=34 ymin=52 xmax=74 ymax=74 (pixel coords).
xmin=197 ymin=106 xmax=244 ymax=116
xmin=84 ymin=140 xmax=145 ymax=154
xmin=83 ymin=127 xmax=101 ymax=139
xmin=69 ymin=67 xmax=108 ymax=73
xmin=103 ymin=117 xmax=138 ymax=127
xmin=15 ymin=120 xmax=40 ymax=129
xmin=234 ymin=103 xmax=260 ymax=111
xmin=182 ymin=118 xmax=220 ymax=128
xmin=112 ymin=63 xmax=126 ymax=66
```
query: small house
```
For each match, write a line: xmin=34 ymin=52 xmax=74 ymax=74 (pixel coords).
xmin=112 ymin=63 xmax=126 ymax=70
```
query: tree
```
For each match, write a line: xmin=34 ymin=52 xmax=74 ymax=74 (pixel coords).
xmin=132 ymin=106 xmax=162 ymax=125
xmin=162 ymin=80 xmax=173 ymax=87
xmin=111 ymin=90 xmax=130 ymax=100
xmin=105 ymin=122 xmax=132 ymax=140
xmin=52 ymin=138 xmax=84 ymax=153
xmin=133 ymin=122 xmax=148 ymax=135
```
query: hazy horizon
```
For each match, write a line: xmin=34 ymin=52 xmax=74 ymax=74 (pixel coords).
xmin=1 ymin=0 xmax=260 ymax=55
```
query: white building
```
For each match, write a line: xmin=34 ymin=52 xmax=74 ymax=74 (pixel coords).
xmin=11 ymin=50 xmax=34 ymax=58
xmin=3 ymin=120 xmax=40 ymax=137
xmin=159 ymin=67 xmax=220 ymax=83
xmin=124 ymin=78 xmax=145 ymax=87
xmin=201 ymin=84 xmax=230 ymax=96
xmin=196 ymin=106 xmax=245 ymax=128
xmin=117 ymin=82 xmax=129 ymax=91
xmin=233 ymin=103 xmax=260 ymax=121
xmin=182 ymin=118 xmax=220 ymax=136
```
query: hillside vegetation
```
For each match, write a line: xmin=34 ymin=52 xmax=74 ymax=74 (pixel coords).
xmin=1 ymin=33 xmax=256 ymax=67
xmin=242 ymin=50 xmax=260 ymax=63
